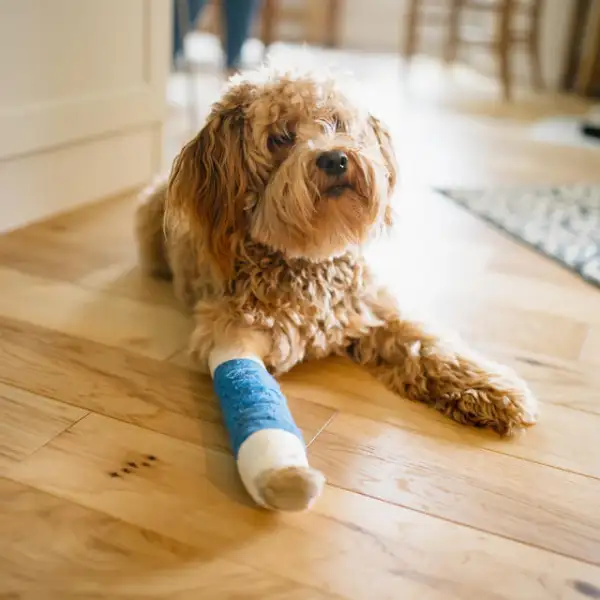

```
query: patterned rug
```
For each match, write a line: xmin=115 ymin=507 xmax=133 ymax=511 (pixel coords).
xmin=440 ymin=184 xmax=600 ymax=288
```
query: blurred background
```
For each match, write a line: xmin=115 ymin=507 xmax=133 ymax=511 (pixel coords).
xmin=1 ymin=0 xmax=599 ymax=233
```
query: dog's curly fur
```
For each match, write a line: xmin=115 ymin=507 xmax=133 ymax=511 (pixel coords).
xmin=136 ymin=64 xmax=537 ymax=505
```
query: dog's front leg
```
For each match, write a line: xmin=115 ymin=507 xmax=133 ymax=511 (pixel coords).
xmin=195 ymin=324 xmax=325 ymax=511
xmin=347 ymin=310 xmax=538 ymax=436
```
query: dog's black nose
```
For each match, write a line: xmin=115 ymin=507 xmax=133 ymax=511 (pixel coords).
xmin=316 ymin=150 xmax=348 ymax=176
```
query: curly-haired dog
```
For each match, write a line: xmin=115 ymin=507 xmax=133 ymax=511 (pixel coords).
xmin=136 ymin=64 xmax=538 ymax=511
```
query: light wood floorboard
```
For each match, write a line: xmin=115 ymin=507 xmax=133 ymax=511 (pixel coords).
xmin=1 ymin=52 xmax=600 ymax=599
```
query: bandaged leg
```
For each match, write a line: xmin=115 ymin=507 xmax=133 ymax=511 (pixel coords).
xmin=209 ymin=347 xmax=325 ymax=511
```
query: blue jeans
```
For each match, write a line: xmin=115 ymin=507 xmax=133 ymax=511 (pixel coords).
xmin=173 ymin=0 xmax=261 ymax=69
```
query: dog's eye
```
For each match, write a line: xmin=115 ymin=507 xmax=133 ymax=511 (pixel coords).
xmin=268 ymin=132 xmax=296 ymax=151
xmin=332 ymin=117 xmax=347 ymax=133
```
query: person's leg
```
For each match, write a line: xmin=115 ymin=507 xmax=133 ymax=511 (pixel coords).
xmin=222 ymin=0 xmax=261 ymax=70
xmin=173 ymin=0 xmax=207 ymax=64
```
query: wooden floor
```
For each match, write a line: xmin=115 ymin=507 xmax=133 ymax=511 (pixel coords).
xmin=2 ymin=52 xmax=600 ymax=599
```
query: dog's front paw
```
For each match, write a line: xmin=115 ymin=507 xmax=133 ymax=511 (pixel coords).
xmin=436 ymin=365 xmax=539 ymax=436
xmin=255 ymin=466 xmax=325 ymax=512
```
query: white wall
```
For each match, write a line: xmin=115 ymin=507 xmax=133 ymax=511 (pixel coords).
xmin=339 ymin=0 xmax=402 ymax=52
xmin=0 ymin=0 xmax=170 ymax=233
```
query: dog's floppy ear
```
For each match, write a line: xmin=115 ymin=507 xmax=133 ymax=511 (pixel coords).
xmin=368 ymin=114 xmax=397 ymax=226
xmin=368 ymin=114 xmax=397 ymax=193
xmin=166 ymin=105 xmax=247 ymax=280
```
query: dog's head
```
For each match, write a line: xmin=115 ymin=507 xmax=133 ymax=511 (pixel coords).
xmin=167 ymin=64 xmax=397 ymax=279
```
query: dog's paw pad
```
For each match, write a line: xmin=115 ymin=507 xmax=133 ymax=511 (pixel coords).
xmin=256 ymin=466 xmax=325 ymax=512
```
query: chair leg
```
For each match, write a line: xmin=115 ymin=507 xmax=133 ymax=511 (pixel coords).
xmin=325 ymin=0 xmax=342 ymax=48
xmin=402 ymin=0 xmax=421 ymax=66
xmin=528 ymin=0 xmax=545 ymax=90
xmin=497 ymin=0 xmax=514 ymax=101
xmin=261 ymin=0 xmax=276 ymax=54
xmin=575 ymin=0 xmax=600 ymax=95
xmin=444 ymin=0 xmax=462 ymax=65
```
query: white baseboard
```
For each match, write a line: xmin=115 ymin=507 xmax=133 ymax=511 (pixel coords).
xmin=0 ymin=126 xmax=161 ymax=234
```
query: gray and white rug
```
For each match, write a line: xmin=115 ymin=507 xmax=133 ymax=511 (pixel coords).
xmin=440 ymin=184 xmax=600 ymax=288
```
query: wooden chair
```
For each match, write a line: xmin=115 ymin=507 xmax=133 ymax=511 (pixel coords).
xmin=574 ymin=0 xmax=600 ymax=96
xmin=257 ymin=0 xmax=343 ymax=50
xmin=402 ymin=0 xmax=545 ymax=101
xmin=199 ymin=0 xmax=343 ymax=54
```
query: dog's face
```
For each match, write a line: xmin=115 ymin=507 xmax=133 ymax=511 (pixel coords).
xmin=167 ymin=65 xmax=397 ymax=278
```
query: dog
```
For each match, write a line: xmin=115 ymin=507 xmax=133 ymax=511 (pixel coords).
xmin=135 ymin=63 xmax=538 ymax=510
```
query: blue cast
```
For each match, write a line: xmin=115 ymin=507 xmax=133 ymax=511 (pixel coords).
xmin=213 ymin=358 xmax=304 ymax=458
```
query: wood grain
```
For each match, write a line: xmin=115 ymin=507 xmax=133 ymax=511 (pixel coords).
xmin=0 ymin=267 xmax=190 ymax=359
xmin=308 ymin=412 xmax=600 ymax=565
xmin=0 ymin=383 xmax=87 ymax=469
xmin=0 ymin=193 xmax=136 ymax=284
xmin=0 ymin=317 xmax=334 ymax=452
xmin=6 ymin=414 xmax=600 ymax=600
xmin=0 ymin=478 xmax=334 ymax=600
xmin=281 ymin=357 xmax=600 ymax=479
xmin=78 ymin=261 xmax=181 ymax=309
xmin=581 ymin=326 xmax=600 ymax=365
xmin=1 ymin=49 xmax=600 ymax=599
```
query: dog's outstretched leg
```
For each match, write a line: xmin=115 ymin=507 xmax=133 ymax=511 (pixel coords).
xmin=204 ymin=327 xmax=325 ymax=511
xmin=348 ymin=309 xmax=538 ymax=436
